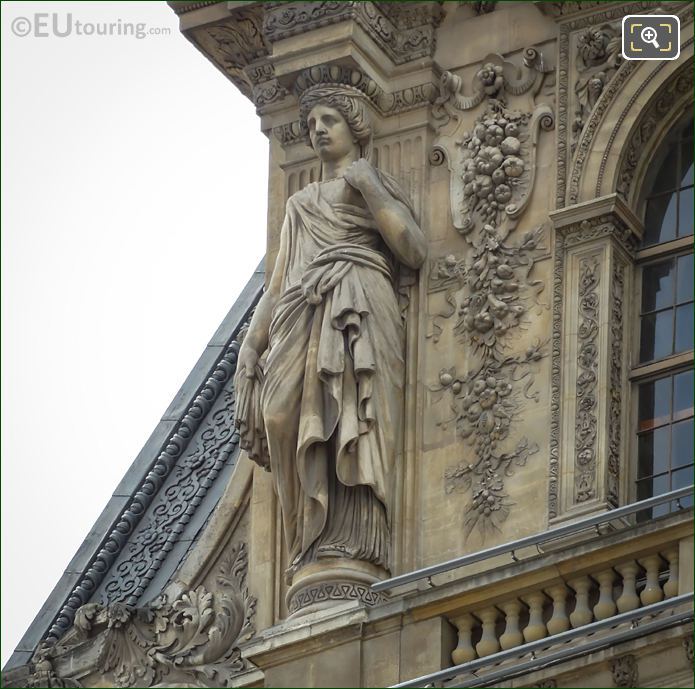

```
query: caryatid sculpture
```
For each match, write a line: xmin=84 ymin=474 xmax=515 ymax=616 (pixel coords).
xmin=234 ymin=84 xmax=426 ymax=607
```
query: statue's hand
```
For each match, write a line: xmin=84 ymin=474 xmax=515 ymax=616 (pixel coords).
xmin=236 ymin=344 xmax=259 ymax=381
xmin=343 ymin=158 xmax=379 ymax=192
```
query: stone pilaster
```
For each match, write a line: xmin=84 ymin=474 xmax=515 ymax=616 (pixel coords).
xmin=548 ymin=194 xmax=642 ymax=523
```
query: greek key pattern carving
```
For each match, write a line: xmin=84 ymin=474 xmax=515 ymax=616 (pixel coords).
xmin=288 ymin=581 xmax=387 ymax=614
xmin=574 ymin=255 xmax=600 ymax=503
xmin=45 ymin=311 xmax=258 ymax=643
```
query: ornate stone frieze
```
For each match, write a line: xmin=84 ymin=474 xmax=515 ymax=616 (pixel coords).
xmin=530 ymin=681 xmax=557 ymax=689
xmin=684 ymin=636 xmax=694 ymax=663
xmin=574 ymin=255 xmax=600 ymax=503
xmin=611 ymin=654 xmax=638 ymax=688
xmin=617 ymin=68 xmax=693 ymax=201
xmin=189 ymin=7 xmax=269 ymax=99
xmin=264 ymin=1 xmax=443 ymax=65
xmin=45 ymin=316 xmax=256 ymax=643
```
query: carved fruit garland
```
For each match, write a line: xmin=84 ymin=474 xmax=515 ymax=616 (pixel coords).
xmin=429 ymin=49 xmax=553 ymax=539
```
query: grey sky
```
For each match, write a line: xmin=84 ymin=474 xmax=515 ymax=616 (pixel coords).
xmin=1 ymin=1 xmax=268 ymax=664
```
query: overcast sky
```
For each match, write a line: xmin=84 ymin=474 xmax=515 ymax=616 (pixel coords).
xmin=1 ymin=1 xmax=268 ymax=664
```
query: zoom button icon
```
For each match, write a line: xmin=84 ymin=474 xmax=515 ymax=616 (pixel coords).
xmin=622 ymin=15 xmax=680 ymax=60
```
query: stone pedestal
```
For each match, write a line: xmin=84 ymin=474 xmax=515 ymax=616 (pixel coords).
xmin=286 ymin=559 xmax=387 ymax=618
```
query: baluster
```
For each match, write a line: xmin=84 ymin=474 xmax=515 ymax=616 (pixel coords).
xmin=451 ymin=613 xmax=477 ymax=664
xmin=498 ymin=600 xmax=524 ymax=650
xmin=475 ymin=607 xmax=500 ymax=657
xmin=568 ymin=576 xmax=593 ymax=628
xmin=615 ymin=561 xmax=641 ymax=613
xmin=546 ymin=584 xmax=570 ymax=635
xmin=639 ymin=554 xmax=664 ymax=605
xmin=522 ymin=592 xmax=547 ymax=642
xmin=663 ymin=548 xmax=679 ymax=598
xmin=593 ymin=569 xmax=617 ymax=620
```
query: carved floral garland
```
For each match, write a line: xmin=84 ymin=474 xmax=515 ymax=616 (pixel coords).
xmin=428 ymin=49 xmax=553 ymax=539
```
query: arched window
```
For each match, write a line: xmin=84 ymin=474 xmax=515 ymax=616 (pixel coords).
xmin=633 ymin=114 xmax=693 ymax=519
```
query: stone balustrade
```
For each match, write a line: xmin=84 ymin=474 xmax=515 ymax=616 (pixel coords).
xmin=449 ymin=545 xmax=682 ymax=665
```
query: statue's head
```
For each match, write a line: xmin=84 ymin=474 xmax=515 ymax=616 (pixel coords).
xmin=299 ymin=85 xmax=373 ymax=162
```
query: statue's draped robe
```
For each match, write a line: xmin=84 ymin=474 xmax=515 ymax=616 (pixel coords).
xmin=242 ymin=173 xmax=410 ymax=570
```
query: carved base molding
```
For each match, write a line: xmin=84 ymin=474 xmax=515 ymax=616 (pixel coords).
xmin=286 ymin=559 xmax=388 ymax=617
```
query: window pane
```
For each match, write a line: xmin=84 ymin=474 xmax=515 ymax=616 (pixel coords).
xmin=638 ymin=377 xmax=672 ymax=430
xmin=640 ymin=310 xmax=674 ymax=362
xmin=651 ymin=141 xmax=679 ymax=194
xmin=672 ymin=419 xmax=694 ymax=468
xmin=636 ymin=474 xmax=671 ymax=521
xmin=678 ymin=187 xmax=694 ymax=237
xmin=674 ymin=304 xmax=694 ymax=354
xmin=644 ymin=193 xmax=677 ymax=245
xmin=672 ymin=466 xmax=694 ymax=490
xmin=676 ymin=254 xmax=693 ymax=304
xmin=681 ymin=137 xmax=693 ymax=187
xmin=642 ymin=260 xmax=674 ymax=312
xmin=637 ymin=427 xmax=670 ymax=477
xmin=674 ymin=370 xmax=694 ymax=421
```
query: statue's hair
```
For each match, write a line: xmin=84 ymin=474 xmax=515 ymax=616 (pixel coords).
xmin=299 ymin=85 xmax=374 ymax=160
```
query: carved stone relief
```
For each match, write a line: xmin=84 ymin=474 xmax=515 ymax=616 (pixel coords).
xmin=617 ymin=69 xmax=693 ymax=201
xmin=571 ymin=22 xmax=622 ymax=154
xmin=15 ymin=545 xmax=256 ymax=689
xmin=555 ymin=1 xmax=659 ymax=208
xmin=263 ymin=1 xmax=443 ymax=65
xmin=427 ymin=46 xmax=553 ymax=539
xmin=610 ymin=654 xmax=638 ymax=688
xmin=574 ymin=255 xmax=600 ymax=503
xmin=548 ymin=214 xmax=637 ymax=520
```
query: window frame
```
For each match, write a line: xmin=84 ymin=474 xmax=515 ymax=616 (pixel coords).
xmin=628 ymin=111 xmax=694 ymax=509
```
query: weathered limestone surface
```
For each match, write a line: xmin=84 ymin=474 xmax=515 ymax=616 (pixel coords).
xmin=5 ymin=2 xmax=694 ymax=688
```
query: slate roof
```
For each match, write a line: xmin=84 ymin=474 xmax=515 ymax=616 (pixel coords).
xmin=5 ymin=261 xmax=265 ymax=671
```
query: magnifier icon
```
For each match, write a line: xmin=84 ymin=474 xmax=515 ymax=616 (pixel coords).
xmin=640 ymin=26 xmax=661 ymax=49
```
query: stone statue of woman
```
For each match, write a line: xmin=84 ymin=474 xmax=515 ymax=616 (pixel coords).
xmin=234 ymin=84 xmax=426 ymax=591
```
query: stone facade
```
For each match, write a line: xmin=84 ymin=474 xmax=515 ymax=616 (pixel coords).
xmin=4 ymin=2 xmax=693 ymax=688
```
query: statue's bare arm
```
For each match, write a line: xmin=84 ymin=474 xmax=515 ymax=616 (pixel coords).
xmin=344 ymin=159 xmax=427 ymax=270
xmin=235 ymin=222 xmax=288 ymax=376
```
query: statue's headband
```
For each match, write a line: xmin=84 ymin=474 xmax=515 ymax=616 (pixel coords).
xmin=298 ymin=84 xmax=373 ymax=115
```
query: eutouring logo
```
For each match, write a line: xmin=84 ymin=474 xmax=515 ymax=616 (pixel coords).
xmin=10 ymin=13 xmax=172 ymax=39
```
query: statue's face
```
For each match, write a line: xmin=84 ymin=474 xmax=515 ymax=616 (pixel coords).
xmin=307 ymin=104 xmax=357 ymax=162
